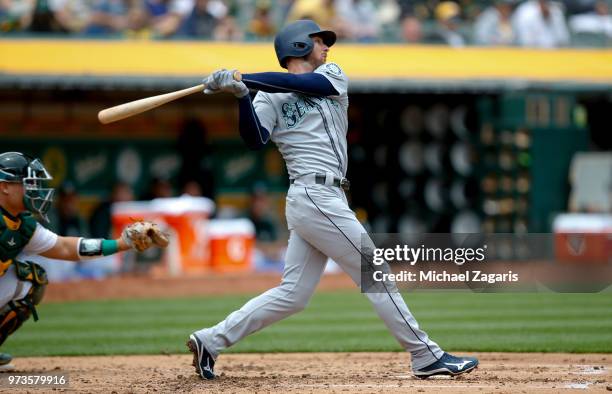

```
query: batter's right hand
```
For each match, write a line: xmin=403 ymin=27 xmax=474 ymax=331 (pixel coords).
xmin=204 ymin=69 xmax=248 ymax=98
xmin=203 ymin=69 xmax=226 ymax=95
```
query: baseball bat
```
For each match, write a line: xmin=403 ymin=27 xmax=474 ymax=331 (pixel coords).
xmin=98 ymin=71 xmax=242 ymax=124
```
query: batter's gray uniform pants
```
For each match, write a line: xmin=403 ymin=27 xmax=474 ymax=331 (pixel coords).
xmin=195 ymin=182 xmax=444 ymax=370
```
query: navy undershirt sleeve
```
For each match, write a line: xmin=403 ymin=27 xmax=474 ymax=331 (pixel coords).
xmin=242 ymin=72 xmax=339 ymax=96
xmin=237 ymin=94 xmax=271 ymax=150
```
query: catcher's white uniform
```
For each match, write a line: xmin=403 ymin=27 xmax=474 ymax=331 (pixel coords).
xmin=0 ymin=224 xmax=56 ymax=306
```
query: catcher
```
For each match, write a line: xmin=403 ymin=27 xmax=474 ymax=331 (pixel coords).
xmin=0 ymin=151 xmax=169 ymax=369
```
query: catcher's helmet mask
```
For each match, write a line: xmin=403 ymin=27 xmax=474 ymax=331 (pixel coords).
xmin=0 ymin=152 xmax=54 ymax=221
xmin=274 ymin=20 xmax=337 ymax=68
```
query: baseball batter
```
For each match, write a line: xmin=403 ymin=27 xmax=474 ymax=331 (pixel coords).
xmin=0 ymin=152 xmax=168 ymax=369
xmin=188 ymin=20 xmax=478 ymax=380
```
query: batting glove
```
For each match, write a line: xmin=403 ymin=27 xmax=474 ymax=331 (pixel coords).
xmin=204 ymin=69 xmax=248 ymax=98
xmin=203 ymin=68 xmax=226 ymax=95
xmin=227 ymin=80 xmax=249 ymax=98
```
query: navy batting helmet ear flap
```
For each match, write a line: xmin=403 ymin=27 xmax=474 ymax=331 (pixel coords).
xmin=274 ymin=20 xmax=337 ymax=69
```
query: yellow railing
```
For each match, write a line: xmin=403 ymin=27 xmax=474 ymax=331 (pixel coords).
xmin=1 ymin=40 xmax=612 ymax=82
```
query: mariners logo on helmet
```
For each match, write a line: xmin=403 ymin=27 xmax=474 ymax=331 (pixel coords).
xmin=0 ymin=152 xmax=54 ymax=221
xmin=274 ymin=20 xmax=337 ymax=69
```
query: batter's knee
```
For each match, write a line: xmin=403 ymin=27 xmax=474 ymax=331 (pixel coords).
xmin=289 ymin=293 xmax=310 ymax=312
xmin=278 ymin=282 xmax=314 ymax=313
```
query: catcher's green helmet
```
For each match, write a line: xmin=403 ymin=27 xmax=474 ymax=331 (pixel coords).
xmin=0 ymin=152 xmax=54 ymax=221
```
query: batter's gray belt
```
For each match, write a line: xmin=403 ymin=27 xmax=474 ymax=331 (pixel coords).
xmin=290 ymin=173 xmax=350 ymax=191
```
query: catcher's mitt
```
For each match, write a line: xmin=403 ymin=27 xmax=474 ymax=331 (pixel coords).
xmin=121 ymin=221 xmax=169 ymax=252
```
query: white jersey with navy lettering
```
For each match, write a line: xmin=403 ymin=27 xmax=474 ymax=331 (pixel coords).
xmin=252 ymin=62 xmax=349 ymax=179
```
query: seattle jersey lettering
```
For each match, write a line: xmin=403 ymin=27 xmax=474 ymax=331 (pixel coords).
xmin=281 ymin=96 xmax=339 ymax=129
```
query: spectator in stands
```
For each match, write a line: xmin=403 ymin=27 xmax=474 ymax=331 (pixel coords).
xmin=0 ymin=0 xmax=34 ymax=32
xmin=247 ymin=0 xmax=275 ymax=39
xmin=563 ymin=0 xmax=600 ymax=15
xmin=144 ymin=0 xmax=194 ymax=37
xmin=85 ymin=0 xmax=130 ymax=35
xmin=473 ymin=0 xmax=517 ymax=46
xmin=275 ymin=0 xmax=295 ymax=25
xmin=141 ymin=176 xmax=173 ymax=200
xmin=19 ymin=0 xmax=95 ymax=33
xmin=176 ymin=118 xmax=215 ymax=199
xmin=335 ymin=0 xmax=379 ymax=41
xmin=248 ymin=182 xmax=278 ymax=243
xmin=219 ymin=0 xmax=243 ymax=40
xmin=181 ymin=0 xmax=221 ymax=38
xmin=49 ymin=0 xmax=95 ymax=33
xmin=181 ymin=179 xmax=203 ymax=196
xmin=27 ymin=0 xmax=65 ymax=32
xmin=89 ymin=182 xmax=134 ymax=239
xmin=460 ymin=0 xmax=487 ymax=23
xmin=427 ymin=1 xmax=466 ymax=47
xmin=286 ymin=0 xmax=337 ymax=30
xmin=512 ymin=0 xmax=570 ymax=47
xmin=125 ymin=0 xmax=151 ymax=37
xmin=182 ymin=0 xmax=241 ymax=39
xmin=247 ymin=182 xmax=284 ymax=272
xmin=569 ymin=0 xmax=612 ymax=40
xmin=396 ymin=0 xmax=423 ymax=42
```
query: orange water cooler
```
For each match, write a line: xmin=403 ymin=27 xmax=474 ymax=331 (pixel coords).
xmin=553 ymin=214 xmax=612 ymax=263
xmin=207 ymin=219 xmax=255 ymax=273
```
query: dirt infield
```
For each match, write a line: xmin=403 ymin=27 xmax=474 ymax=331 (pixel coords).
xmin=31 ymin=276 xmax=611 ymax=392
xmin=4 ymin=352 xmax=610 ymax=393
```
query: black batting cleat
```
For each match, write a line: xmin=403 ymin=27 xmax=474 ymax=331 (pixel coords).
xmin=414 ymin=352 xmax=478 ymax=379
xmin=0 ymin=353 xmax=14 ymax=371
xmin=187 ymin=334 xmax=216 ymax=380
xmin=0 ymin=353 xmax=12 ymax=366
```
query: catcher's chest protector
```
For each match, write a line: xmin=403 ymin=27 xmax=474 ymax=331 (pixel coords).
xmin=0 ymin=211 xmax=37 ymax=276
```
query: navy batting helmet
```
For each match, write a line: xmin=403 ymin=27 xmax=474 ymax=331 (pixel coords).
xmin=274 ymin=20 xmax=336 ymax=69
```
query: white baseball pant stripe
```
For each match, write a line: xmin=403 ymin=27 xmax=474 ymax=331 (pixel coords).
xmin=195 ymin=183 xmax=443 ymax=370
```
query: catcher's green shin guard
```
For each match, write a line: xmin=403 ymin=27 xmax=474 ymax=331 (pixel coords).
xmin=0 ymin=261 xmax=48 ymax=346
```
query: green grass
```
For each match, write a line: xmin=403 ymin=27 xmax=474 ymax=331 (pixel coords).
xmin=2 ymin=291 xmax=611 ymax=357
